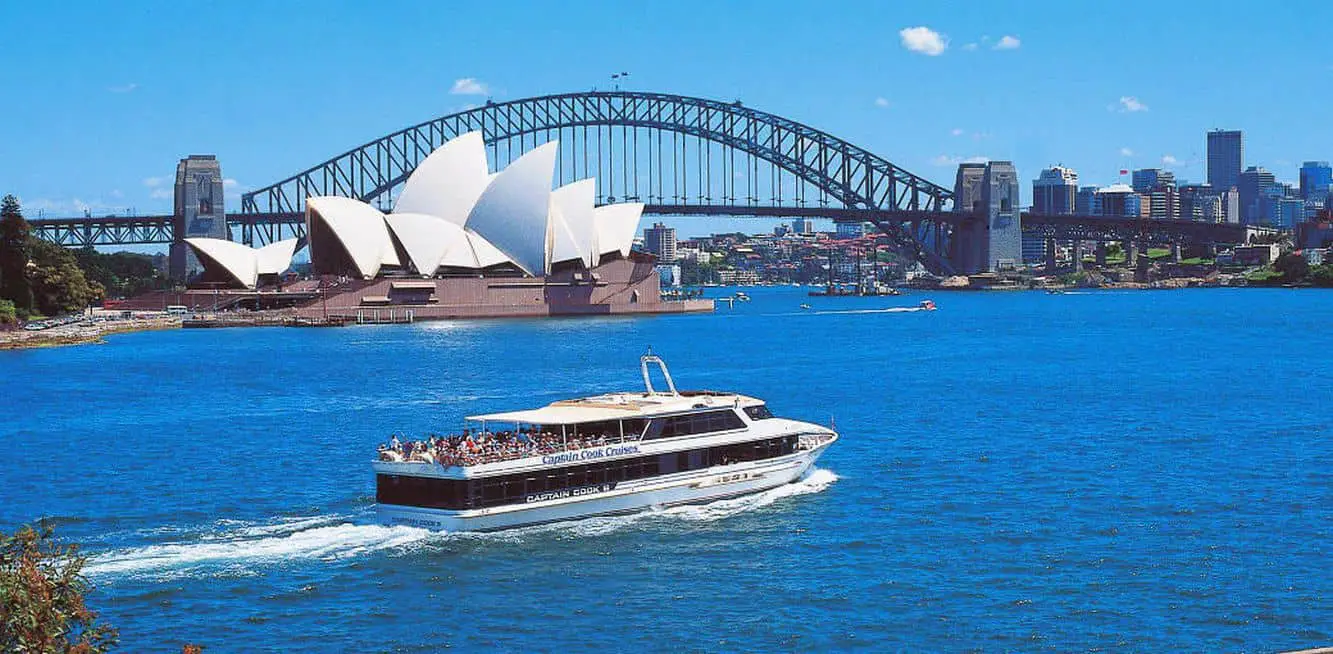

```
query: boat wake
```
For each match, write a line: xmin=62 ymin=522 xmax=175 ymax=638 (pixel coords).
xmin=85 ymin=469 xmax=838 ymax=579
xmin=810 ymin=307 xmax=929 ymax=316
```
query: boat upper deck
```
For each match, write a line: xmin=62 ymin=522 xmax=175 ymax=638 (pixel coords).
xmin=467 ymin=390 xmax=765 ymax=425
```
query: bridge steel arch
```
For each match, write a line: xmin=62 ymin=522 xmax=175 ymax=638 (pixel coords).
xmin=241 ymin=91 xmax=958 ymax=272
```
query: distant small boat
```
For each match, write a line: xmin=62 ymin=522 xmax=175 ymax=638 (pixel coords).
xmin=1046 ymin=288 xmax=1066 ymax=295
xmin=919 ymin=300 xmax=937 ymax=311
xmin=799 ymin=303 xmax=812 ymax=310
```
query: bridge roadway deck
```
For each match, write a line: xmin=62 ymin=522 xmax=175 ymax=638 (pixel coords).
xmin=26 ymin=208 xmax=1275 ymax=248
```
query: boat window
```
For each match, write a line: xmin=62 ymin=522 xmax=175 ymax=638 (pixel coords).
xmin=646 ymin=410 xmax=746 ymax=440
xmin=743 ymin=405 xmax=775 ymax=420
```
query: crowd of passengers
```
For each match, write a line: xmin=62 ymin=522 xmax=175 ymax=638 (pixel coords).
xmin=378 ymin=428 xmax=621 ymax=467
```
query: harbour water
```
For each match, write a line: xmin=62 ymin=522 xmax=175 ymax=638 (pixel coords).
xmin=3 ymin=287 xmax=1331 ymax=651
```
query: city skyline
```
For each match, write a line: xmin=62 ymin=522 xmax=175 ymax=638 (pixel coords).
xmin=2 ymin=0 xmax=1331 ymax=233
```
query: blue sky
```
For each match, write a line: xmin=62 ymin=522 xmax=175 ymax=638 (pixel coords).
xmin=2 ymin=0 xmax=1331 ymax=239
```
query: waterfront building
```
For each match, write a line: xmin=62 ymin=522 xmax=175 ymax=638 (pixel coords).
xmin=1220 ymin=188 xmax=1240 ymax=223
xmin=180 ymin=131 xmax=699 ymax=319
xmin=1207 ymin=129 xmax=1243 ymax=191
xmin=655 ymin=263 xmax=681 ymax=287
xmin=835 ymin=222 xmax=868 ymax=239
xmin=1238 ymin=166 xmax=1276 ymax=224
xmin=1032 ymin=166 xmax=1078 ymax=215
xmin=773 ymin=223 xmax=791 ymax=237
xmin=1300 ymin=161 xmax=1332 ymax=200
xmin=1021 ymin=233 xmax=1049 ymax=265
xmin=792 ymin=217 xmax=816 ymax=235
xmin=644 ymin=222 xmax=678 ymax=262
xmin=169 ymin=155 xmax=229 ymax=280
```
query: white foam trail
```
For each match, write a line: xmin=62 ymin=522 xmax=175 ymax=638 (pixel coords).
xmin=87 ymin=469 xmax=838 ymax=578
xmin=530 ymin=468 xmax=840 ymax=538
xmin=811 ymin=307 xmax=926 ymax=316
xmin=87 ymin=523 xmax=432 ymax=578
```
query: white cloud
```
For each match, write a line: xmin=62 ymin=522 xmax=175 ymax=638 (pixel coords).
xmin=1120 ymin=147 xmax=1134 ymax=157
xmin=899 ymin=27 xmax=947 ymax=56
xmin=111 ymin=189 xmax=124 ymax=199
xmin=1161 ymin=155 xmax=1180 ymax=166
xmin=874 ymin=97 xmax=890 ymax=108
xmin=142 ymin=176 xmax=164 ymax=188
xmin=450 ymin=77 xmax=488 ymax=95
xmin=108 ymin=83 xmax=138 ymax=94
xmin=993 ymin=35 xmax=1020 ymax=50
xmin=1116 ymin=96 xmax=1148 ymax=113
xmin=149 ymin=188 xmax=171 ymax=200
xmin=950 ymin=128 xmax=964 ymax=136
xmin=223 ymin=178 xmax=238 ymax=188
xmin=962 ymin=43 xmax=978 ymax=51
xmin=931 ymin=154 xmax=988 ymax=166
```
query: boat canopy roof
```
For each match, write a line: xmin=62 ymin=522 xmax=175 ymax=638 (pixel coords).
xmin=466 ymin=391 xmax=764 ymax=426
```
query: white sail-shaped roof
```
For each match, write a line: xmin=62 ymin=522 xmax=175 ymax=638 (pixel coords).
xmin=385 ymin=213 xmax=460 ymax=277
xmin=550 ymin=179 xmax=597 ymax=267
xmin=392 ymin=132 xmax=490 ymax=226
xmin=593 ymin=202 xmax=644 ymax=258
xmin=256 ymin=239 xmax=299 ymax=275
xmin=306 ymin=196 xmax=400 ymax=279
xmin=465 ymin=142 xmax=559 ymax=276
xmin=185 ymin=237 xmax=260 ymax=289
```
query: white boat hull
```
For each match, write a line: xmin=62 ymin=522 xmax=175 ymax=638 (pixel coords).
xmin=376 ymin=440 xmax=832 ymax=532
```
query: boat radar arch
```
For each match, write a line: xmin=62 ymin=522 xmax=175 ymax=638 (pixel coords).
xmin=640 ymin=349 xmax=679 ymax=396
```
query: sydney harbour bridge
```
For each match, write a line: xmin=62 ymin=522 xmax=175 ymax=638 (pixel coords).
xmin=27 ymin=91 xmax=1267 ymax=275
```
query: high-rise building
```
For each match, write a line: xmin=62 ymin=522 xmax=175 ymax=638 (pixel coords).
xmin=1094 ymin=184 xmax=1142 ymax=217
xmin=1207 ymin=129 xmax=1243 ymax=191
xmin=1131 ymin=168 xmax=1176 ymax=194
xmin=792 ymin=217 xmax=815 ymax=234
xmin=643 ymin=222 xmax=677 ymax=261
xmin=169 ymin=155 xmax=228 ymax=280
xmin=1299 ymin=161 xmax=1332 ymax=200
xmin=1131 ymin=169 xmax=1178 ymax=219
xmin=1075 ymin=186 xmax=1099 ymax=215
xmin=1178 ymin=184 xmax=1216 ymax=222
xmin=1032 ymin=166 xmax=1078 ymax=215
xmin=1238 ymin=166 xmax=1276 ymax=224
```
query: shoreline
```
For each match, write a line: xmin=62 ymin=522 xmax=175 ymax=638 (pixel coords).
xmin=0 ymin=318 xmax=180 ymax=351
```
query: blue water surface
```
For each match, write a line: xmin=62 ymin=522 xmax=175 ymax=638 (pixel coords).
xmin=2 ymin=287 xmax=1331 ymax=652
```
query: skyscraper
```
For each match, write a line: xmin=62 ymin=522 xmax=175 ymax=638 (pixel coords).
xmin=1238 ymin=166 xmax=1275 ymax=224
xmin=1207 ymin=129 xmax=1243 ymax=191
xmin=643 ymin=222 xmax=677 ymax=262
xmin=1131 ymin=168 xmax=1175 ymax=194
xmin=1299 ymin=161 xmax=1332 ymax=200
xmin=1032 ymin=166 xmax=1078 ymax=215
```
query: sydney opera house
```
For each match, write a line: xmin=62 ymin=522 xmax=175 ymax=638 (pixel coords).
xmin=181 ymin=133 xmax=708 ymax=320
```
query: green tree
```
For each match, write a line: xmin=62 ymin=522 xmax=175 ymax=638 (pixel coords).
xmin=0 ymin=195 xmax=33 ymax=313
xmin=0 ymin=299 xmax=16 ymax=326
xmin=27 ymin=239 xmax=103 ymax=316
xmin=1273 ymin=251 xmax=1310 ymax=283
xmin=73 ymin=247 xmax=168 ymax=298
xmin=1310 ymin=263 xmax=1333 ymax=287
xmin=0 ymin=523 xmax=118 ymax=653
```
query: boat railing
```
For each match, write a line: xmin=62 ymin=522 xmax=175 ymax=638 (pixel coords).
xmin=641 ymin=349 xmax=679 ymax=396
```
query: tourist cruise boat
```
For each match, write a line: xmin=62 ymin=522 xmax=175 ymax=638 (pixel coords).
xmin=374 ymin=353 xmax=838 ymax=531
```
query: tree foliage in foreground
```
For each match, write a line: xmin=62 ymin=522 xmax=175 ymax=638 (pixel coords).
xmin=0 ymin=523 xmax=118 ymax=653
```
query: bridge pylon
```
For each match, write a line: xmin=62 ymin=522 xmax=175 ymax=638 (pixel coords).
xmin=168 ymin=155 xmax=227 ymax=281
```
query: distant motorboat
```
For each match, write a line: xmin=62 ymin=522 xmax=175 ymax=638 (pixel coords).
xmin=799 ymin=303 xmax=812 ymax=310
xmin=919 ymin=299 xmax=937 ymax=311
